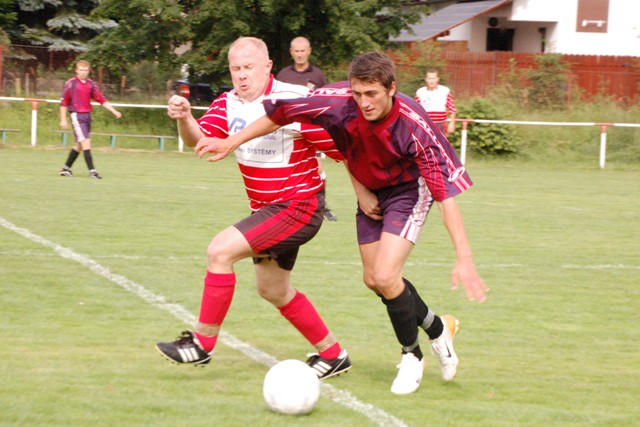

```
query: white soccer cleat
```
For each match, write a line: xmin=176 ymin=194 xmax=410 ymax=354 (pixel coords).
xmin=430 ymin=314 xmax=460 ymax=381
xmin=390 ymin=352 xmax=425 ymax=395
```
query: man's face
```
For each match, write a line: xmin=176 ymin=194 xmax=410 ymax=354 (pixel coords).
xmin=350 ymin=79 xmax=396 ymax=122
xmin=75 ymin=66 xmax=90 ymax=81
xmin=228 ymin=43 xmax=273 ymax=102
xmin=425 ymin=72 xmax=439 ymax=89
xmin=290 ymin=42 xmax=311 ymax=67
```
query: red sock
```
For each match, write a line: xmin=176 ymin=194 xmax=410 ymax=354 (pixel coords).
xmin=196 ymin=271 xmax=235 ymax=352
xmin=278 ymin=291 xmax=340 ymax=357
xmin=319 ymin=342 xmax=342 ymax=360
xmin=193 ymin=331 xmax=218 ymax=353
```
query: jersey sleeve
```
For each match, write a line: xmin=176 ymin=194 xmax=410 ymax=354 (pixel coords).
xmin=196 ymin=95 xmax=229 ymax=138
xmin=60 ymin=80 xmax=72 ymax=107
xmin=298 ymin=123 xmax=343 ymax=161
xmin=90 ymin=81 xmax=108 ymax=104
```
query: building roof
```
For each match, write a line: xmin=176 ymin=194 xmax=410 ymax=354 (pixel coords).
xmin=391 ymin=0 xmax=512 ymax=42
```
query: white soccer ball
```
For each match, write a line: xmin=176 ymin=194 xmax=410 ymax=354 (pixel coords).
xmin=263 ymin=359 xmax=321 ymax=415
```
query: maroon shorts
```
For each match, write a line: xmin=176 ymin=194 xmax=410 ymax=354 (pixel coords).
xmin=234 ymin=192 xmax=325 ymax=271
xmin=356 ymin=178 xmax=434 ymax=245
xmin=70 ymin=112 xmax=91 ymax=143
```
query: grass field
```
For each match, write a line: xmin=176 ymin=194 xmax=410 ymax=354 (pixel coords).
xmin=1 ymin=145 xmax=639 ymax=426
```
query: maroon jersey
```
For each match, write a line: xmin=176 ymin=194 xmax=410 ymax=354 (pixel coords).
xmin=60 ymin=77 xmax=107 ymax=113
xmin=263 ymin=81 xmax=472 ymax=202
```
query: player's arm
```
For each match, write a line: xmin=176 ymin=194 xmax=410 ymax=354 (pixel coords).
xmin=446 ymin=93 xmax=456 ymax=134
xmin=59 ymin=105 xmax=68 ymax=129
xmin=102 ymin=101 xmax=122 ymax=119
xmin=345 ymin=161 xmax=382 ymax=221
xmin=167 ymin=95 xmax=204 ymax=147
xmin=437 ymin=197 xmax=487 ymax=303
xmin=195 ymin=115 xmax=281 ymax=162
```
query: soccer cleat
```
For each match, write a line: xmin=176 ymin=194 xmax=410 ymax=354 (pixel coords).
xmin=59 ymin=168 xmax=73 ymax=177
xmin=90 ymin=170 xmax=103 ymax=179
xmin=430 ymin=314 xmax=460 ymax=381
xmin=156 ymin=330 xmax=213 ymax=366
xmin=306 ymin=348 xmax=351 ymax=379
xmin=323 ymin=207 xmax=337 ymax=221
xmin=390 ymin=352 xmax=425 ymax=395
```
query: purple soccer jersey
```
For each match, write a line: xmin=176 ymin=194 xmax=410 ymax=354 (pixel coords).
xmin=264 ymin=81 xmax=472 ymax=202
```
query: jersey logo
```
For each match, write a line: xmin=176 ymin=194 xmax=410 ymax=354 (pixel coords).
xmin=229 ymin=117 xmax=247 ymax=133
xmin=448 ymin=166 xmax=466 ymax=182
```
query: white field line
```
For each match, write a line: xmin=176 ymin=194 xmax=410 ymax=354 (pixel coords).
xmin=4 ymin=249 xmax=639 ymax=271
xmin=0 ymin=216 xmax=408 ymax=427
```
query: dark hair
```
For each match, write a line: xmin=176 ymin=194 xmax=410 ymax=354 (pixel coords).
xmin=348 ymin=51 xmax=396 ymax=90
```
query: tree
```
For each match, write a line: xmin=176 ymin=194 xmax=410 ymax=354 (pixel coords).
xmin=11 ymin=0 xmax=117 ymax=51
xmin=85 ymin=0 xmax=192 ymax=75
xmin=84 ymin=0 xmax=427 ymax=86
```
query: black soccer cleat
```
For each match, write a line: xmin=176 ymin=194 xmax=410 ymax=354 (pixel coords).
xmin=90 ymin=170 xmax=103 ymax=179
xmin=306 ymin=349 xmax=352 ymax=379
xmin=156 ymin=330 xmax=212 ymax=367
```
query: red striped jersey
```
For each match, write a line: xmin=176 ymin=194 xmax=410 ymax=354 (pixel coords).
xmin=197 ymin=76 xmax=343 ymax=211
xmin=415 ymin=85 xmax=456 ymax=124
xmin=60 ymin=77 xmax=107 ymax=113
xmin=263 ymin=81 xmax=471 ymax=202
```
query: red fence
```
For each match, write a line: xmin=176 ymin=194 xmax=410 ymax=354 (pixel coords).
xmin=440 ymin=51 xmax=640 ymax=105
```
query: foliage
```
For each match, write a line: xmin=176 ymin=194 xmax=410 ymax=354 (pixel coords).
xmin=176 ymin=0 xmax=428 ymax=85
xmin=85 ymin=0 xmax=192 ymax=75
xmin=0 ymin=0 xmax=17 ymax=29
xmin=11 ymin=0 xmax=117 ymax=51
xmin=392 ymin=40 xmax=445 ymax=95
xmin=527 ymin=54 xmax=570 ymax=110
xmin=448 ymin=98 xmax=520 ymax=156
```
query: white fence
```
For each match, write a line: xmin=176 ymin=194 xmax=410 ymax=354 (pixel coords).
xmin=1 ymin=96 xmax=639 ymax=169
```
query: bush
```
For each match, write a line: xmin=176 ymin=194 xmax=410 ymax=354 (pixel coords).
xmin=448 ymin=99 xmax=520 ymax=156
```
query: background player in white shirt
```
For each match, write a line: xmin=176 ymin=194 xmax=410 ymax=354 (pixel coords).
xmin=415 ymin=69 xmax=457 ymax=136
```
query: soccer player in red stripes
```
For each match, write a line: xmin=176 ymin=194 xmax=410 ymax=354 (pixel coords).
xmin=58 ymin=60 xmax=122 ymax=179
xmin=415 ymin=68 xmax=457 ymax=136
xmin=195 ymin=51 xmax=487 ymax=395
xmin=156 ymin=37 xmax=351 ymax=379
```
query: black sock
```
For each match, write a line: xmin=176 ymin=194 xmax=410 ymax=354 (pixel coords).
xmin=402 ymin=277 xmax=428 ymax=325
xmin=83 ymin=149 xmax=95 ymax=170
xmin=403 ymin=277 xmax=444 ymax=339
xmin=65 ymin=149 xmax=80 ymax=168
xmin=381 ymin=285 xmax=422 ymax=360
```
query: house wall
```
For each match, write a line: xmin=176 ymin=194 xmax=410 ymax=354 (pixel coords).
xmin=433 ymin=0 xmax=640 ymax=56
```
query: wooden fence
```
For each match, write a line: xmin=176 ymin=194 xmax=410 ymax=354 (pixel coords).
xmin=439 ymin=52 xmax=640 ymax=105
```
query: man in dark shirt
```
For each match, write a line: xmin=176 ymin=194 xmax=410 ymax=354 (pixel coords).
xmin=276 ymin=37 xmax=336 ymax=221
xmin=194 ymin=51 xmax=488 ymax=395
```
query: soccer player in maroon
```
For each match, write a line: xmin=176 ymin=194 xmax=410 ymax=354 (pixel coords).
xmin=58 ymin=60 xmax=122 ymax=179
xmin=156 ymin=37 xmax=351 ymax=379
xmin=194 ymin=51 xmax=487 ymax=394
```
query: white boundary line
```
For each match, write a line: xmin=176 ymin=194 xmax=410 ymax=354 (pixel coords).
xmin=0 ymin=216 xmax=408 ymax=427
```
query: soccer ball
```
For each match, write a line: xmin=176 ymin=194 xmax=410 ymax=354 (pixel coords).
xmin=263 ymin=359 xmax=320 ymax=415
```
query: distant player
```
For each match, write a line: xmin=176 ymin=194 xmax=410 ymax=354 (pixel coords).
xmin=415 ymin=68 xmax=457 ymax=136
xmin=58 ymin=59 xmax=122 ymax=179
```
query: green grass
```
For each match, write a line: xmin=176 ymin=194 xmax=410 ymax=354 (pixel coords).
xmin=1 ymin=146 xmax=639 ymax=426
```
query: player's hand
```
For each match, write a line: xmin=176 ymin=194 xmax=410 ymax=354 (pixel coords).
xmin=356 ymin=188 xmax=382 ymax=221
xmin=446 ymin=121 xmax=455 ymax=135
xmin=114 ymin=111 xmax=122 ymax=119
xmin=167 ymin=95 xmax=191 ymax=120
xmin=60 ymin=121 xmax=68 ymax=129
xmin=194 ymin=137 xmax=234 ymax=162
xmin=451 ymin=256 xmax=488 ymax=303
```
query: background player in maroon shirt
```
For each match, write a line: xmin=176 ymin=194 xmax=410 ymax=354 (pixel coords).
xmin=277 ymin=36 xmax=337 ymax=222
xmin=58 ymin=60 xmax=122 ymax=179
xmin=156 ymin=37 xmax=351 ymax=380
xmin=194 ymin=51 xmax=488 ymax=395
